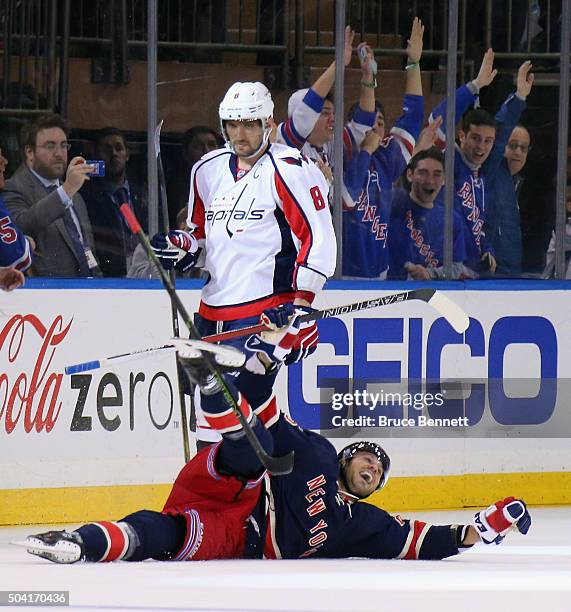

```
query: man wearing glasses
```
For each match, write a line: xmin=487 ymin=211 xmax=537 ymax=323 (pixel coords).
xmin=3 ymin=114 xmax=100 ymax=277
xmin=484 ymin=125 xmax=532 ymax=278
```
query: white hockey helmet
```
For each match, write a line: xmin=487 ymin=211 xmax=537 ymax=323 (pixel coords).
xmin=219 ymin=82 xmax=274 ymax=156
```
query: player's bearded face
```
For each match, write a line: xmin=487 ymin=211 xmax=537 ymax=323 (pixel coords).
xmin=343 ymin=451 xmax=383 ymax=498
xmin=225 ymin=119 xmax=265 ymax=158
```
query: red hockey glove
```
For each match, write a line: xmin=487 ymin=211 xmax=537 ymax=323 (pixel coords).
xmin=284 ymin=306 xmax=319 ymax=365
xmin=244 ymin=310 xmax=302 ymax=364
xmin=473 ymin=497 xmax=531 ymax=545
xmin=245 ymin=305 xmax=319 ymax=365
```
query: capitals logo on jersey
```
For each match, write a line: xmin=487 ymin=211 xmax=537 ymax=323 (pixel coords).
xmin=206 ymin=180 xmax=266 ymax=239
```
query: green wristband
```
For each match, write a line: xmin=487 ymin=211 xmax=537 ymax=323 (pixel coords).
xmin=405 ymin=62 xmax=419 ymax=70
xmin=360 ymin=79 xmax=377 ymax=88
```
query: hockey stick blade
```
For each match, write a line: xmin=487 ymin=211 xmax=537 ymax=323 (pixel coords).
xmin=119 ymin=204 xmax=294 ymax=476
xmin=423 ymin=289 xmax=469 ymax=333
xmin=202 ymin=288 xmax=469 ymax=343
xmin=65 ymin=344 xmax=175 ymax=375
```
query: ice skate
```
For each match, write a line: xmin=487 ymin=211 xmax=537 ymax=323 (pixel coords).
xmin=12 ymin=530 xmax=84 ymax=564
xmin=173 ymin=338 xmax=246 ymax=386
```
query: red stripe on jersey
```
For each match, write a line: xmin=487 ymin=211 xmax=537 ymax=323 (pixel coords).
xmin=283 ymin=119 xmax=304 ymax=149
xmin=294 ymin=290 xmax=315 ymax=304
xmin=274 ymin=171 xmax=313 ymax=267
xmin=203 ymin=394 xmax=252 ymax=433
xmin=198 ymin=292 xmax=296 ymax=321
xmin=342 ymin=127 xmax=353 ymax=158
xmin=14 ymin=252 xmax=31 ymax=271
xmin=190 ymin=176 xmax=205 ymax=241
xmin=254 ymin=395 xmax=279 ymax=427
xmin=95 ymin=521 xmax=128 ymax=562
xmin=403 ymin=520 xmax=428 ymax=560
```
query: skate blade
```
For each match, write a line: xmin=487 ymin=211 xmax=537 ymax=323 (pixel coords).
xmin=171 ymin=338 xmax=246 ymax=368
xmin=11 ymin=538 xmax=81 ymax=563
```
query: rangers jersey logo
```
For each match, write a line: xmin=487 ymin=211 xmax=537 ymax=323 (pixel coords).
xmin=356 ymin=170 xmax=389 ymax=245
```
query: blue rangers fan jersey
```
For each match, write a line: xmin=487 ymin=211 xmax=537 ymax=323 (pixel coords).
xmin=341 ymin=94 xmax=423 ymax=278
xmin=430 ymin=84 xmax=527 ymax=268
xmin=260 ymin=414 xmax=462 ymax=561
xmin=387 ymin=189 xmax=468 ymax=279
xmin=0 ymin=195 xmax=31 ymax=270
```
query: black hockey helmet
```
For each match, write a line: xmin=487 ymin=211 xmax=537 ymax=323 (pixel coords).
xmin=338 ymin=441 xmax=391 ymax=493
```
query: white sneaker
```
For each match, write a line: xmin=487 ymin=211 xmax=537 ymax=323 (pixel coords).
xmin=12 ymin=530 xmax=84 ymax=563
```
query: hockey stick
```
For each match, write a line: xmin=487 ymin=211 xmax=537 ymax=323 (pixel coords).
xmin=65 ymin=289 xmax=469 ymax=374
xmin=119 ymin=203 xmax=294 ymax=476
xmin=201 ymin=288 xmax=469 ymax=344
xmin=65 ymin=344 xmax=175 ymax=375
xmin=155 ymin=120 xmax=192 ymax=462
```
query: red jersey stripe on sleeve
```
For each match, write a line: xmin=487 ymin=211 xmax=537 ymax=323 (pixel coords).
xmin=273 ymin=171 xmax=313 ymax=267
xmin=399 ymin=520 xmax=429 ymax=560
xmin=189 ymin=175 xmax=206 ymax=241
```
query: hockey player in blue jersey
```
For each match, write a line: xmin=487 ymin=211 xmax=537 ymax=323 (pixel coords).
xmin=0 ymin=145 xmax=32 ymax=276
xmin=388 ymin=147 xmax=470 ymax=280
xmin=18 ymin=312 xmax=531 ymax=564
xmin=429 ymin=52 xmax=535 ymax=275
xmin=341 ymin=17 xmax=424 ymax=278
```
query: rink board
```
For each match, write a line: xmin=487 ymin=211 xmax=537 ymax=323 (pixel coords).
xmin=1 ymin=280 xmax=570 ymax=524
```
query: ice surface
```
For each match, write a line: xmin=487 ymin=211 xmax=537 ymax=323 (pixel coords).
xmin=1 ymin=506 xmax=569 ymax=612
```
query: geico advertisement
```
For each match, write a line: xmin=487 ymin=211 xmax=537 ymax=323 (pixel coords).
xmin=282 ymin=289 xmax=569 ymax=437
xmin=0 ymin=290 xmax=190 ymax=472
xmin=1 ymin=288 xmax=569 ymax=458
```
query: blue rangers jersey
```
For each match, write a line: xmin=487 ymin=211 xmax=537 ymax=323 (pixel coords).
xmin=258 ymin=414 xmax=462 ymax=561
xmin=430 ymin=85 xmax=526 ymax=268
xmin=0 ymin=195 xmax=31 ymax=270
xmin=341 ymin=94 xmax=423 ymax=278
xmin=387 ymin=189 xmax=468 ymax=279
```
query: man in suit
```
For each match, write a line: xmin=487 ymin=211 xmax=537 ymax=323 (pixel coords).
xmin=3 ymin=114 xmax=99 ymax=277
xmin=81 ymin=127 xmax=147 ymax=277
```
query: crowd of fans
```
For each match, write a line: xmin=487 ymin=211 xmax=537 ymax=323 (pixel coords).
xmin=0 ymin=19 xmax=570 ymax=288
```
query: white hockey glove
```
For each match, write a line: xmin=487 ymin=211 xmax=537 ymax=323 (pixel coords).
xmin=150 ymin=230 xmax=199 ymax=272
xmin=473 ymin=497 xmax=531 ymax=545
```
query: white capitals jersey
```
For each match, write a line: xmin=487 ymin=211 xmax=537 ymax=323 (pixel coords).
xmin=187 ymin=142 xmax=337 ymax=321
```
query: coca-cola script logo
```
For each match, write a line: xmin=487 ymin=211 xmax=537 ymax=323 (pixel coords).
xmin=0 ymin=314 xmax=72 ymax=433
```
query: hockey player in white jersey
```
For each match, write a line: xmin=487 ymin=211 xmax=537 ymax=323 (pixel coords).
xmin=151 ymin=81 xmax=336 ymax=444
